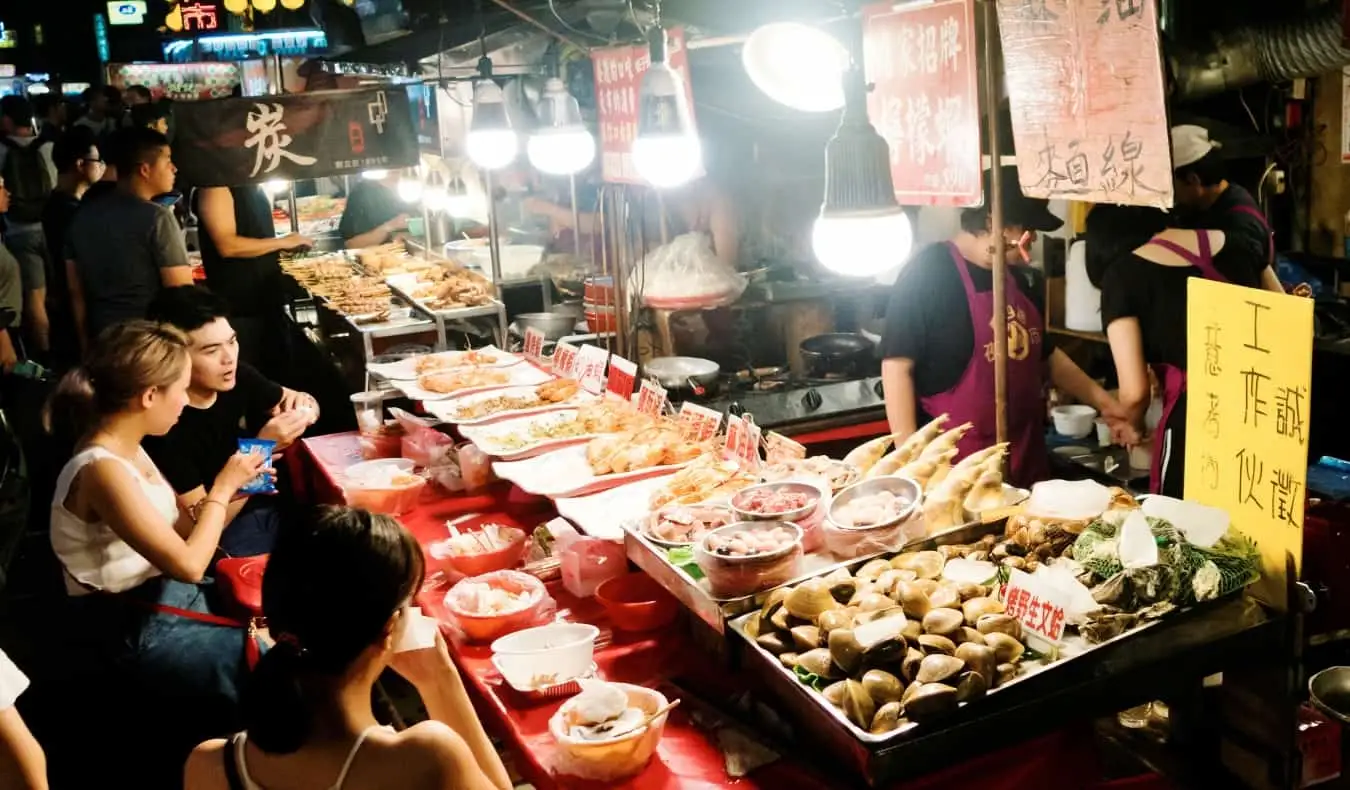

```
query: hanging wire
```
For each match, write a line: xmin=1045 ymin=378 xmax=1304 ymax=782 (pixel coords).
xmin=548 ymin=0 xmax=614 ymax=44
xmin=486 ymin=0 xmax=590 ymax=51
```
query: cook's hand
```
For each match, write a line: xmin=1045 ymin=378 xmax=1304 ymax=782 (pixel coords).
xmin=0 ymin=345 xmax=17 ymax=374
xmin=385 ymin=214 xmax=409 ymax=234
xmin=257 ymin=410 xmax=310 ymax=450
xmin=389 ymin=624 xmax=461 ymax=691
xmin=274 ymin=389 xmax=320 ymax=423
xmin=278 ymin=233 xmax=314 ymax=252
xmin=1108 ymin=419 xmax=1143 ymax=448
xmin=218 ymin=450 xmax=271 ymax=496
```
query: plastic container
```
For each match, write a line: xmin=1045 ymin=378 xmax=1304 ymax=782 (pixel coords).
xmin=402 ymin=429 xmax=456 ymax=468
xmin=342 ymin=458 xmax=426 ymax=515
xmin=694 ymin=521 xmax=803 ymax=598
xmin=548 ymin=683 xmax=669 ymax=782
xmin=1051 ymin=405 xmax=1097 ymax=438
xmin=351 ymin=391 xmax=386 ymax=434
xmin=456 ymin=441 xmax=493 ymax=491
xmin=559 ymin=537 xmax=629 ymax=598
xmin=596 ymin=573 xmax=679 ymax=632
xmin=585 ymin=306 xmax=617 ymax=334
xmin=443 ymin=570 xmax=552 ymax=643
xmin=490 ymin=623 xmax=599 ymax=692
xmin=428 ymin=525 xmax=528 ymax=578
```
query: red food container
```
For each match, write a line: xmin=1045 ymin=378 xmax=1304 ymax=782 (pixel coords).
xmin=443 ymin=570 xmax=551 ymax=643
xmin=584 ymin=306 xmax=617 ymax=334
xmin=596 ymin=573 xmax=679 ymax=632
xmin=427 ymin=526 xmax=528 ymax=578
xmin=583 ymin=275 xmax=615 ymax=305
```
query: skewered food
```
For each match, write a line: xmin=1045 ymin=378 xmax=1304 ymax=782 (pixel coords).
xmin=418 ymin=369 xmax=511 ymax=394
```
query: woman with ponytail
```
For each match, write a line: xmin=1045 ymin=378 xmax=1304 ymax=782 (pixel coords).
xmin=184 ymin=506 xmax=512 ymax=790
xmin=47 ymin=321 xmax=269 ymax=777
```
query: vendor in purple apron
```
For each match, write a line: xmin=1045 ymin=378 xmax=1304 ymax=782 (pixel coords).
xmin=1170 ymin=124 xmax=1285 ymax=295
xmin=879 ymin=166 xmax=1126 ymax=488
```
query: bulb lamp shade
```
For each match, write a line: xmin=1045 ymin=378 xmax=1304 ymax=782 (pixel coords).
xmin=361 ymin=169 xmax=388 ymax=180
xmin=397 ymin=176 xmax=423 ymax=203
xmin=423 ymin=170 xmax=449 ymax=211
xmin=633 ymin=27 xmax=701 ymax=188
xmin=742 ymin=23 xmax=848 ymax=112
xmin=444 ymin=175 xmax=474 ymax=217
xmin=812 ymin=65 xmax=911 ymax=277
xmin=528 ymin=77 xmax=596 ymax=175
xmin=467 ymin=64 xmax=518 ymax=171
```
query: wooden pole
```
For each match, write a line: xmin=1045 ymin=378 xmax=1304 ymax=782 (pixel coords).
xmin=983 ymin=0 xmax=1008 ymax=445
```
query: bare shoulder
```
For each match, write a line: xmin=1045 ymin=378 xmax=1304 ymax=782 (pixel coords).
xmin=385 ymin=722 xmax=484 ymax=784
xmin=183 ymin=738 xmax=229 ymax=790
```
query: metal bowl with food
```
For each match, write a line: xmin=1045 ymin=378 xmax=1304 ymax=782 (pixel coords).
xmin=827 ymin=476 xmax=922 ymax=531
xmin=644 ymin=504 xmax=736 ymax=548
xmin=697 ymin=520 xmax=803 ymax=563
xmin=730 ymin=481 xmax=822 ymax=523
xmin=515 ymin=312 xmax=583 ymax=341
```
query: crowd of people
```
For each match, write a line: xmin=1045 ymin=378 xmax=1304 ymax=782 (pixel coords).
xmin=0 ymin=85 xmax=510 ymax=790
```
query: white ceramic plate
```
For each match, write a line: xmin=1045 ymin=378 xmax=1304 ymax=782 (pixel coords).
xmin=393 ymin=364 xmax=553 ymax=402
xmin=368 ymin=346 xmax=522 ymax=381
xmin=492 ymin=445 xmax=691 ymax=499
xmin=553 ymin=474 xmax=679 ymax=540
xmin=460 ymin=410 xmax=605 ymax=461
xmin=423 ymin=385 xmax=598 ymax=426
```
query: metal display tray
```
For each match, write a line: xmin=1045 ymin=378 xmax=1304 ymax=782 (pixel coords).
xmin=382 ymin=277 xmax=507 ymax=322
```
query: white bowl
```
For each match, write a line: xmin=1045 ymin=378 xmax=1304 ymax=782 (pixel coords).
xmin=1051 ymin=405 xmax=1097 ymax=439
xmin=490 ymin=623 xmax=599 ymax=691
xmin=343 ymin=458 xmax=416 ymax=487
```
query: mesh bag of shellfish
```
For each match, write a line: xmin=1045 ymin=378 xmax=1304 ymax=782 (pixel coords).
xmin=1179 ymin=533 xmax=1261 ymax=603
xmin=1072 ymin=517 xmax=1188 ymax=582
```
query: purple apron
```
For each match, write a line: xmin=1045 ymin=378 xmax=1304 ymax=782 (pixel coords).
xmin=1141 ymin=232 xmax=1229 ymax=494
xmin=1229 ymin=203 xmax=1275 ymax=266
xmin=920 ymin=243 xmax=1050 ymax=487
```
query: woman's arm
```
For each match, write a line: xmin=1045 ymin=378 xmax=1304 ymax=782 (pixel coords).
xmin=881 ymin=357 xmax=919 ymax=441
xmin=1105 ymin=317 xmax=1151 ymax=427
xmin=0 ymin=707 xmax=46 ymax=790
xmin=1259 ymin=265 xmax=1285 ymax=294
xmin=419 ymin=680 xmax=512 ymax=790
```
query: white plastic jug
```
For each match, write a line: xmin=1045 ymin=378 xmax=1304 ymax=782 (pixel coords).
xmin=1064 ymin=239 xmax=1102 ymax=332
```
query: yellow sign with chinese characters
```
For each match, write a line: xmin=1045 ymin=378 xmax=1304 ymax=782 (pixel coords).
xmin=1185 ymin=279 xmax=1313 ymax=611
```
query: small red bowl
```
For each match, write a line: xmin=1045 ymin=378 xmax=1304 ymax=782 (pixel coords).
xmin=596 ymin=573 xmax=679 ymax=632
xmin=428 ymin=526 xmax=528 ymax=578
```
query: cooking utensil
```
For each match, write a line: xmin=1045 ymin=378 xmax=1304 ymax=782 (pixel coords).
xmin=644 ymin=356 xmax=720 ymax=397
xmin=515 ymin=312 xmax=581 ymax=342
xmin=799 ymin=333 xmax=875 ymax=379
xmin=1310 ymin=667 xmax=1350 ymax=724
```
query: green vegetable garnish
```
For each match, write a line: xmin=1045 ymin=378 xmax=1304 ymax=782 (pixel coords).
xmin=793 ymin=664 xmax=828 ymax=691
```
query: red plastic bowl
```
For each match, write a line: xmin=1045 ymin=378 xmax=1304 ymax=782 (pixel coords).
xmin=596 ymin=573 xmax=679 ymax=632
xmin=444 ymin=571 xmax=549 ymax=643
xmin=427 ymin=526 xmax=528 ymax=578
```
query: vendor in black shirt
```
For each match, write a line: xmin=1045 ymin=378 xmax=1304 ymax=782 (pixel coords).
xmin=195 ymin=185 xmax=311 ymax=380
xmin=339 ymin=171 xmax=408 ymax=249
xmin=880 ymin=167 xmax=1125 ymax=486
xmin=1169 ymin=124 xmax=1283 ymax=294
xmin=42 ymin=127 xmax=103 ymax=368
xmin=143 ymin=285 xmax=318 ymax=557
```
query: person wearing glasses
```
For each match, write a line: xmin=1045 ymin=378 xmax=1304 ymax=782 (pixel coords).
xmin=42 ymin=127 xmax=104 ymax=368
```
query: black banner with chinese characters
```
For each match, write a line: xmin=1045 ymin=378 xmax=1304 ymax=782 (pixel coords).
xmin=171 ymin=88 xmax=420 ymax=187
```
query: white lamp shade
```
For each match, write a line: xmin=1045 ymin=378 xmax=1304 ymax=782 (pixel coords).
xmin=262 ymin=179 xmax=289 ymax=198
xmin=445 ymin=193 xmax=476 ymax=218
xmin=634 ymin=58 xmax=702 ymax=188
xmin=812 ymin=209 xmax=913 ymax=277
xmin=528 ymin=130 xmax=596 ymax=175
xmin=397 ymin=177 xmax=423 ymax=203
xmin=632 ymin=135 xmax=702 ymax=189
xmin=742 ymin=23 xmax=848 ymax=113
xmin=468 ymin=78 xmax=517 ymax=170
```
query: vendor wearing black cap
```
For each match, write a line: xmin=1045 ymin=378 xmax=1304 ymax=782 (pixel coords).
xmin=880 ymin=166 xmax=1124 ymax=486
xmin=1169 ymin=124 xmax=1284 ymax=293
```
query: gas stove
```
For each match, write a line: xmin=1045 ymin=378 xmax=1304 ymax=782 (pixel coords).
xmin=685 ymin=376 xmax=888 ymax=433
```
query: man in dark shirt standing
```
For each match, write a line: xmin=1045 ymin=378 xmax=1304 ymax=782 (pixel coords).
xmin=42 ymin=127 xmax=102 ymax=367
xmin=65 ymin=127 xmax=191 ymax=349
xmin=143 ymin=285 xmax=318 ymax=557
xmin=339 ymin=171 xmax=408 ymax=249
xmin=1169 ymin=124 xmax=1284 ymax=294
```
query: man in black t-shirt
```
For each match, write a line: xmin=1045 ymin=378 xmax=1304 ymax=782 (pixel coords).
xmin=339 ymin=171 xmax=408 ymax=249
xmin=143 ymin=285 xmax=319 ymax=557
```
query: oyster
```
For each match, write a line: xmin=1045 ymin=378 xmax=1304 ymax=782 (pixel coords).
xmin=904 ymin=683 xmax=958 ymax=721
xmin=856 ymin=559 xmax=893 ymax=582
xmin=795 ymin=648 xmax=840 ymax=679
xmin=916 ymin=634 xmax=956 ymax=656
xmin=901 ymin=648 xmax=925 ymax=683
xmin=929 ymin=583 xmax=962 ymax=611
xmin=916 ymin=654 xmax=964 ymax=684
xmin=962 ymin=597 xmax=1005 ymax=625
xmin=756 ymin=632 xmax=792 ymax=655
xmin=822 ymin=680 xmax=847 ymax=707
xmin=1081 ymin=610 xmax=1140 ymax=644
xmin=954 ymin=642 xmax=996 ymax=684
xmin=861 ymin=669 xmax=906 ymax=704
xmin=921 ymin=608 xmax=964 ymax=637
xmin=895 ymin=582 xmax=932 ymax=618
xmin=841 ymin=679 xmax=876 ymax=729
xmin=975 ymin=613 xmax=1023 ymax=640
xmin=786 ymin=579 xmax=841 ymax=622
xmin=870 ymin=701 xmax=905 ymax=734
xmin=982 ymin=631 xmax=1025 ymax=664
xmin=790 ymin=625 xmax=823 ymax=651
xmin=954 ymin=670 xmax=988 ymax=702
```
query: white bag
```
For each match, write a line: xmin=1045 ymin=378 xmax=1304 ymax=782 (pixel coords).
xmin=629 ymin=232 xmax=747 ymax=309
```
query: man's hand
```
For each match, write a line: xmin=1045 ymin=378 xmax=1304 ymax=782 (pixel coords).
xmin=273 ymin=389 xmax=320 ymax=424
xmin=277 ymin=234 xmax=314 ymax=252
xmin=257 ymin=410 xmax=310 ymax=450
xmin=0 ymin=339 xmax=17 ymax=374
xmin=384 ymin=214 xmax=409 ymax=234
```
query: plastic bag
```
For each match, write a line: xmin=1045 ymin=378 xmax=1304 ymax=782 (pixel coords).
xmin=821 ymin=514 xmax=925 ymax=560
xmin=390 ymin=407 xmax=456 ymax=468
xmin=695 ymin=542 xmax=802 ymax=599
xmin=236 ymin=438 xmax=276 ymax=494
xmin=442 ymin=570 xmax=555 ymax=643
xmin=629 ymin=232 xmax=747 ymax=309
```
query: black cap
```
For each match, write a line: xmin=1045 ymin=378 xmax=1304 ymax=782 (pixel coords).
xmin=980 ymin=165 xmax=1064 ymax=233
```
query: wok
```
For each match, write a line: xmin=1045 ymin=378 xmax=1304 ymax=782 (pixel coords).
xmin=644 ymin=356 xmax=720 ymax=397
xmin=799 ymin=333 xmax=875 ymax=379
xmin=514 ymin=312 xmax=581 ymax=342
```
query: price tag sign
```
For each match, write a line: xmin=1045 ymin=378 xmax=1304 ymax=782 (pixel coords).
xmin=575 ymin=344 xmax=611 ymax=394
xmin=725 ymin=414 xmax=748 ymax=459
xmin=678 ymin=402 xmax=722 ymax=442
xmin=1001 ymin=570 xmax=1067 ymax=648
xmin=637 ymin=380 xmax=667 ymax=416
xmin=605 ymin=356 xmax=638 ymax=401
xmin=724 ymin=414 xmax=763 ymax=470
xmin=552 ymin=341 xmax=580 ymax=378
xmin=523 ymin=328 xmax=546 ymax=363
xmin=765 ymin=432 xmax=807 ymax=463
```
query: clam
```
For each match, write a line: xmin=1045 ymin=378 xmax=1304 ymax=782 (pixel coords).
xmin=827 ymin=629 xmax=864 ymax=675
xmin=852 ymin=615 xmax=909 ymax=664
xmin=929 ymin=583 xmax=962 ymax=611
xmin=954 ymin=670 xmax=989 ymax=702
xmin=976 ymin=613 xmax=1023 ymax=641
xmin=967 ymin=550 xmax=989 ymax=562
xmin=913 ymin=578 xmax=940 ymax=596
xmin=870 ymin=701 xmax=905 ymax=735
xmin=955 ymin=642 xmax=996 ymax=683
xmin=846 ymin=581 xmax=877 ymax=606
xmin=901 ymin=680 xmax=924 ymax=708
xmin=921 ymin=608 xmax=964 ymax=637
xmin=901 ymin=619 xmax=923 ymax=642
xmin=855 ymin=592 xmax=895 ymax=612
xmin=1002 ymin=556 xmax=1027 ymax=570
xmin=983 ymin=631 xmax=1026 ymax=664
xmin=742 ymin=616 xmax=761 ymax=639
xmin=822 ymin=680 xmax=847 ymax=707
xmin=786 ymin=579 xmax=842 ymax=622
xmin=790 ymin=625 xmax=823 ymax=651
xmin=962 ymin=597 xmax=1005 ymax=625
xmin=889 ymin=551 xmax=920 ymax=570
xmin=955 ymin=627 xmax=986 ymax=646
xmin=979 ymin=534 xmax=997 ymax=548
xmin=841 ymin=679 xmax=876 ymax=729
xmin=795 ymin=648 xmax=840 ymax=679
xmin=822 ymin=568 xmax=856 ymax=603
xmin=777 ymin=652 xmax=798 ymax=669
xmin=916 ymin=634 xmax=956 ymax=656
xmin=756 ymin=632 xmax=792 ymax=655
xmin=770 ymin=605 xmax=794 ymax=633
xmin=937 ymin=544 xmax=967 ymax=560
xmin=901 ymin=648 xmax=925 ymax=683
xmin=904 ymin=683 xmax=958 ymax=721
xmin=861 ymin=669 xmax=906 ymax=704
xmin=896 ymin=550 xmax=945 ymax=579
xmin=856 ymin=606 xmax=906 ymax=626
xmin=856 ymin=558 xmax=893 ymax=582
xmin=895 ymin=582 xmax=932 ymax=618
xmin=759 ymin=588 xmax=790 ymax=632
xmin=995 ymin=662 xmax=1020 ymax=687
xmin=873 ymin=569 xmax=905 ymax=597
xmin=817 ymin=608 xmax=855 ymax=635
xmin=916 ymin=654 xmax=964 ymax=684
xmin=956 ymin=582 xmax=988 ymax=601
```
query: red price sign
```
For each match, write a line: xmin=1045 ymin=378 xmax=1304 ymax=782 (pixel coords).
xmin=678 ymin=402 xmax=722 ymax=442
xmin=552 ymin=341 xmax=580 ymax=378
xmin=1002 ymin=575 xmax=1067 ymax=643
xmin=605 ymin=356 xmax=638 ymax=401
xmin=575 ymin=345 xmax=611 ymax=394
xmin=636 ymin=380 xmax=667 ymax=416
xmin=591 ymin=27 xmax=701 ymax=185
xmin=863 ymin=0 xmax=981 ymax=206
xmin=523 ymin=328 xmax=545 ymax=363
xmin=725 ymin=415 xmax=762 ymax=470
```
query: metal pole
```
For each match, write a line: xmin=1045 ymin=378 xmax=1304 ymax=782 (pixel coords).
xmin=486 ymin=169 xmax=504 ymax=293
xmin=569 ymin=173 xmax=582 ymax=259
xmin=983 ymin=0 xmax=1008 ymax=446
xmin=288 ymin=184 xmax=299 ymax=235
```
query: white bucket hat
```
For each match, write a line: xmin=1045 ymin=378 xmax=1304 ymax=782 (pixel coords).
xmin=1170 ymin=124 xmax=1220 ymax=169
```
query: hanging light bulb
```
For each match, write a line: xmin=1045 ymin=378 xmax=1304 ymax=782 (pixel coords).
xmin=528 ymin=77 xmax=595 ymax=176
xmin=262 ymin=179 xmax=290 ymax=199
xmin=633 ymin=27 xmax=701 ymax=188
xmin=397 ymin=169 xmax=424 ymax=203
xmin=223 ymin=0 xmax=248 ymax=13
xmin=361 ymin=169 xmax=388 ymax=180
xmin=280 ymin=0 xmax=305 ymax=8
xmin=466 ymin=58 xmax=517 ymax=170
xmin=742 ymin=23 xmax=848 ymax=113
xmin=444 ymin=175 xmax=475 ymax=218
xmin=423 ymin=170 xmax=449 ymax=212
xmin=251 ymin=0 xmax=277 ymax=13
xmin=812 ymin=65 xmax=912 ymax=277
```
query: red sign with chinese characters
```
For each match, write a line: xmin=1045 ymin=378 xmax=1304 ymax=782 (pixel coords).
xmin=863 ymin=0 xmax=982 ymax=207
xmin=522 ymin=328 xmax=545 ymax=363
xmin=636 ymin=380 xmax=667 ymax=416
xmin=724 ymin=414 xmax=762 ymax=471
xmin=996 ymin=0 xmax=1172 ymax=207
xmin=605 ymin=356 xmax=638 ymax=401
xmin=179 ymin=2 xmax=219 ymax=32
xmin=591 ymin=27 xmax=699 ymax=185
xmin=552 ymin=341 xmax=579 ymax=378
xmin=1002 ymin=579 xmax=1066 ymax=643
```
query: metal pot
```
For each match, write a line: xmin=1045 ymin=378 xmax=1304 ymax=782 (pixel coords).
xmin=799 ymin=333 xmax=875 ymax=379
xmin=515 ymin=312 xmax=581 ymax=342
xmin=1310 ymin=667 xmax=1350 ymax=724
xmin=644 ymin=356 xmax=720 ymax=397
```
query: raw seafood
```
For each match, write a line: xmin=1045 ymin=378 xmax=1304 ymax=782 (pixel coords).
xmin=648 ymin=453 xmax=757 ymax=509
xmin=734 ymin=487 xmax=816 ymax=516
xmin=452 ymin=581 xmax=534 ymax=615
xmin=648 ymin=505 xmax=733 ymax=544
xmin=832 ymin=490 xmax=912 ymax=528
xmin=759 ymin=456 xmax=858 ymax=491
xmin=705 ymin=525 xmax=798 ymax=558
xmin=418 ymin=368 xmax=511 ymax=394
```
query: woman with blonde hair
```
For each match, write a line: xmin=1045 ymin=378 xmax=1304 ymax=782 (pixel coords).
xmin=46 ymin=320 xmax=268 ymax=779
